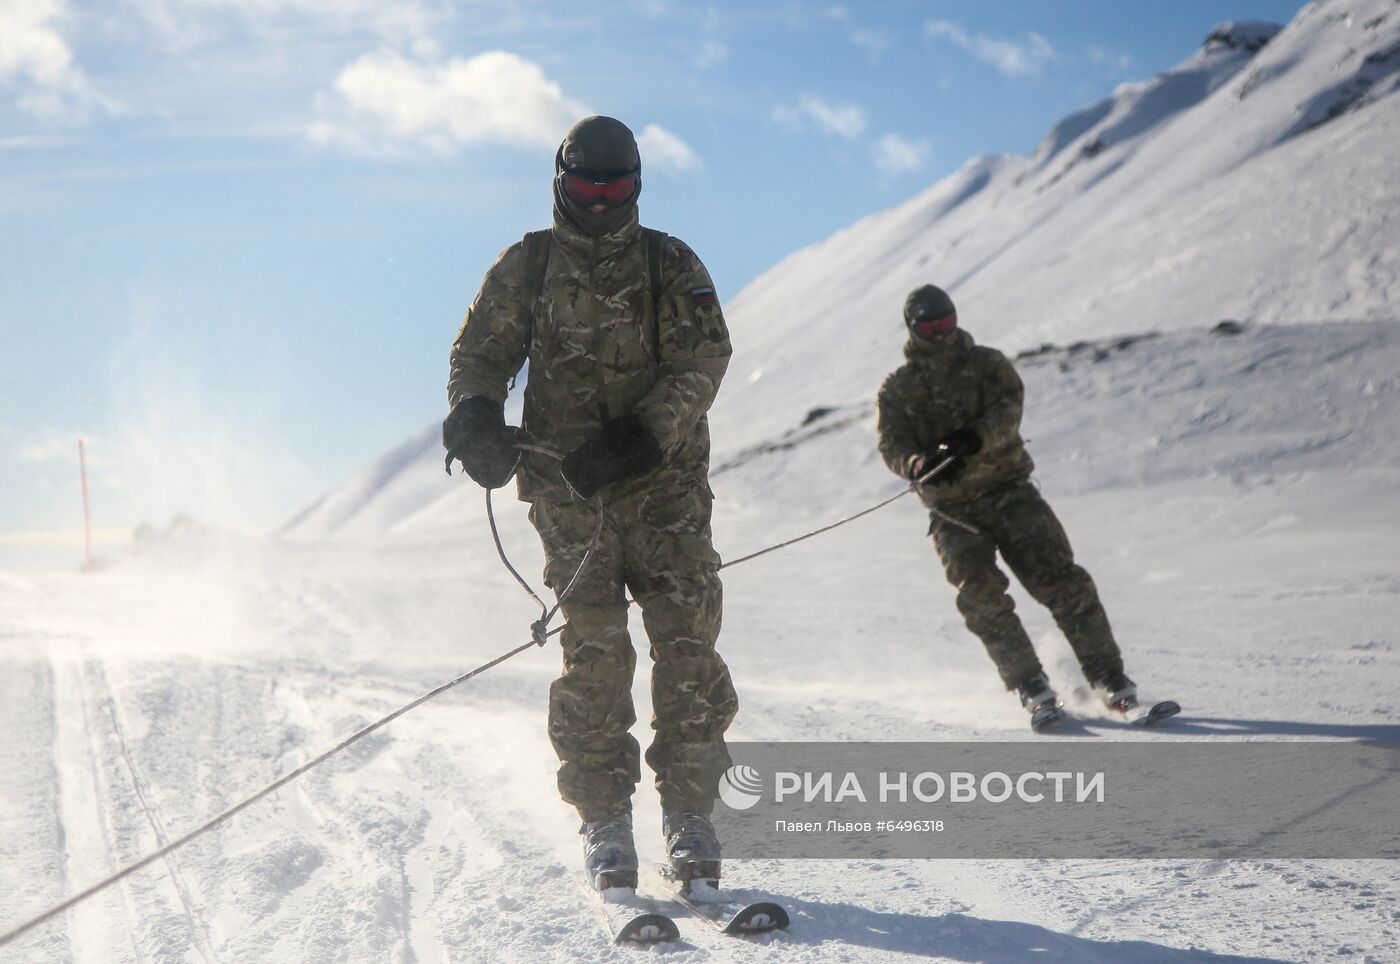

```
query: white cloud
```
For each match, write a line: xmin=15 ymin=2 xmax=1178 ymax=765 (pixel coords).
xmin=310 ymin=49 xmax=587 ymax=158
xmin=773 ymin=95 xmax=866 ymax=140
xmin=0 ymin=0 xmax=111 ymax=120
xmin=310 ymin=53 xmax=703 ymax=174
xmin=873 ymin=132 xmax=930 ymax=174
xmin=637 ymin=123 xmax=701 ymax=175
xmin=926 ymin=20 xmax=1056 ymax=77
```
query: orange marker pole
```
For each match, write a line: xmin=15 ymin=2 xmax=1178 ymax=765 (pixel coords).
xmin=78 ymin=438 xmax=93 ymax=571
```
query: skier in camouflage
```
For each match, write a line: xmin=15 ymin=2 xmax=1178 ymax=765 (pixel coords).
xmin=877 ymin=284 xmax=1138 ymax=727
xmin=443 ymin=116 xmax=736 ymax=890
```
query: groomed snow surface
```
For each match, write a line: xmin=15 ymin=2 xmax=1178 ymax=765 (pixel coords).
xmin=5 ymin=1 xmax=1400 ymax=960
xmin=4 ymin=320 xmax=1397 ymax=962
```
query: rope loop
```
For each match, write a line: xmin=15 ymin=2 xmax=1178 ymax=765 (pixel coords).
xmin=486 ymin=487 xmax=604 ymax=646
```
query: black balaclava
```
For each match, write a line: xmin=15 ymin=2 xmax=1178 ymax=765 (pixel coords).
xmin=904 ymin=284 xmax=958 ymax=341
xmin=553 ymin=115 xmax=642 ymax=237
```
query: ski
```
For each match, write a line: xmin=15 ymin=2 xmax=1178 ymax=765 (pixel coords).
xmin=586 ymin=884 xmax=680 ymax=945
xmin=1037 ymin=698 xmax=1181 ymax=730
xmin=1125 ymin=699 xmax=1181 ymax=727
xmin=1029 ymin=698 xmax=1068 ymax=732
xmin=656 ymin=872 xmax=790 ymax=936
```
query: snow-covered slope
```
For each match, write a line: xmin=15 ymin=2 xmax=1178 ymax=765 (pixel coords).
xmin=714 ymin=5 xmax=1400 ymax=450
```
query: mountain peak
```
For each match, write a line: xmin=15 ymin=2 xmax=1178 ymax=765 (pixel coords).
xmin=1029 ymin=20 xmax=1282 ymax=174
xmin=1202 ymin=20 xmax=1282 ymax=55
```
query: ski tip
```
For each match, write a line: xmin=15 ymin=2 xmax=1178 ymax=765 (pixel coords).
xmin=613 ymin=912 xmax=680 ymax=944
xmin=721 ymin=901 xmax=790 ymax=935
xmin=1132 ymin=700 xmax=1182 ymax=726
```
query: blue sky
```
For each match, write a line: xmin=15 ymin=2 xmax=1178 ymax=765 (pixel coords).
xmin=1 ymin=0 xmax=1307 ymax=566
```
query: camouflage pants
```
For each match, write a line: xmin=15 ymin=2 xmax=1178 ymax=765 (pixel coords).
xmin=530 ymin=484 xmax=737 ymax=822
xmin=929 ymin=481 xmax=1124 ymax=690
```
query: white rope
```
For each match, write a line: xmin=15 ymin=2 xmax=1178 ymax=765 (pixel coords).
xmin=0 ymin=454 xmax=973 ymax=948
xmin=0 ymin=635 xmax=541 ymax=948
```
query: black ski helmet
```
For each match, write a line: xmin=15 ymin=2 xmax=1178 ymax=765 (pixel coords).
xmin=904 ymin=284 xmax=958 ymax=340
xmin=553 ymin=115 xmax=641 ymax=237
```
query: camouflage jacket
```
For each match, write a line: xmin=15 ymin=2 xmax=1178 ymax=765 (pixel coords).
xmin=876 ymin=329 xmax=1035 ymax=506
xmin=449 ymin=208 xmax=732 ymax=504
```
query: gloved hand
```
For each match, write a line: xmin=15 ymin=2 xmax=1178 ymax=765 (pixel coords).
xmin=560 ymin=414 xmax=663 ymax=500
xmin=443 ymin=395 xmax=520 ymax=489
xmin=935 ymin=426 xmax=982 ymax=459
xmin=908 ymin=453 xmax=965 ymax=488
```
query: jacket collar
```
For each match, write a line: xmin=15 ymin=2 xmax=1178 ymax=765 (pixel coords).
xmin=904 ymin=328 xmax=975 ymax=370
xmin=551 ymin=205 xmax=641 ymax=260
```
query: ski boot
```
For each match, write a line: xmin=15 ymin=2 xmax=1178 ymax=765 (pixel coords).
xmin=1093 ymin=670 xmax=1181 ymax=725
xmin=662 ymin=810 xmax=721 ymax=890
xmin=1017 ymin=672 xmax=1066 ymax=732
xmin=1093 ymin=671 xmax=1139 ymax=713
xmin=581 ymin=814 xmax=638 ymax=892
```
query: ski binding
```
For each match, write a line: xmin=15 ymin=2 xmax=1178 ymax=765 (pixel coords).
xmin=659 ymin=868 xmax=790 ymax=935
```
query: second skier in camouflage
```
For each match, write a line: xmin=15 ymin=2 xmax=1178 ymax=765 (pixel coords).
xmin=877 ymin=284 xmax=1144 ymax=728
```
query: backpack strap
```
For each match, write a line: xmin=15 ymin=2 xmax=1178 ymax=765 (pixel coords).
xmin=644 ymin=228 xmax=669 ymax=361
xmin=521 ymin=229 xmax=552 ymax=324
xmin=514 ymin=229 xmax=551 ymax=389
xmin=644 ymin=227 xmax=667 ymax=311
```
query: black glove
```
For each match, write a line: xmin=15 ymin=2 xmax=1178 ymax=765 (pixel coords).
xmin=560 ymin=414 xmax=663 ymax=500
xmin=443 ymin=395 xmax=520 ymax=489
xmin=909 ymin=453 xmax=965 ymax=488
xmin=935 ymin=426 xmax=982 ymax=459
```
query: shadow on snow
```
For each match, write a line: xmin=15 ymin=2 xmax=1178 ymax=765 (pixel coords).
xmin=1153 ymin=716 xmax=1400 ymax=745
xmin=766 ymin=896 xmax=1286 ymax=962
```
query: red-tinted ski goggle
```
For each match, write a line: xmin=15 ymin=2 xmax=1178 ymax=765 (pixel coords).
xmin=558 ymin=170 xmax=639 ymax=208
xmin=910 ymin=311 xmax=957 ymax=339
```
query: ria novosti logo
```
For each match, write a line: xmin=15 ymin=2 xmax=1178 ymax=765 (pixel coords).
xmin=717 ymin=764 xmax=764 ymax=811
xmin=718 ymin=762 xmax=1108 ymax=811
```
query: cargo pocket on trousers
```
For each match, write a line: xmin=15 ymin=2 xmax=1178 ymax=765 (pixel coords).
xmin=672 ymin=532 xmax=722 ymax=569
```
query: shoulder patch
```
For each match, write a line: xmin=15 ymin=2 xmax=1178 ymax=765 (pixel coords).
xmin=689 ymin=287 xmax=726 ymax=342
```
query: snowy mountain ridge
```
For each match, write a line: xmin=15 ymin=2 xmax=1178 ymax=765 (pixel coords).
xmin=1025 ymin=21 xmax=1282 ymax=183
xmin=712 ymin=0 xmax=1400 ymax=450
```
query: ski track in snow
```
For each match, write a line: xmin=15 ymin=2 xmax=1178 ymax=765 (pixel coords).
xmin=0 ymin=659 xmax=75 ymax=963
